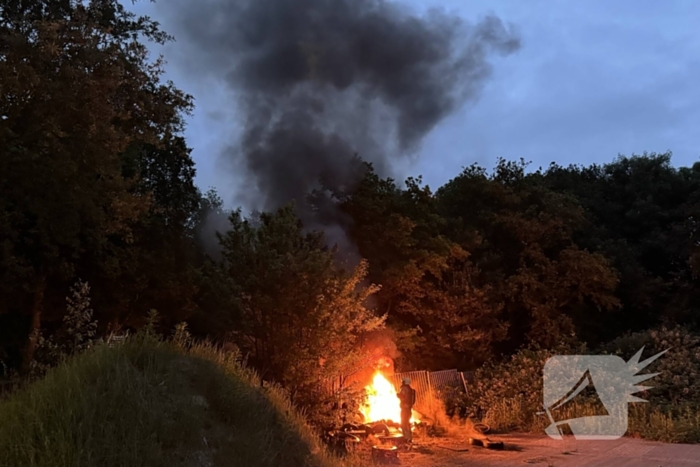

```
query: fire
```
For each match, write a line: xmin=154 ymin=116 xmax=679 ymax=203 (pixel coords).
xmin=359 ymin=372 xmax=419 ymax=424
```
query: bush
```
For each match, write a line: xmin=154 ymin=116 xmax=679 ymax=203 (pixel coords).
xmin=463 ymin=326 xmax=700 ymax=442
xmin=299 ymin=383 xmax=368 ymax=430
xmin=602 ymin=325 xmax=700 ymax=406
xmin=465 ymin=342 xmax=587 ymax=432
xmin=30 ymin=280 xmax=98 ymax=377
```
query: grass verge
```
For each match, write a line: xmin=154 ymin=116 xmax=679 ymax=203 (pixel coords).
xmin=480 ymin=398 xmax=700 ymax=443
xmin=0 ymin=333 xmax=358 ymax=467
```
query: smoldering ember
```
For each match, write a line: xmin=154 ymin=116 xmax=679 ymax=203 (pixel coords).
xmin=2 ymin=1 xmax=700 ymax=466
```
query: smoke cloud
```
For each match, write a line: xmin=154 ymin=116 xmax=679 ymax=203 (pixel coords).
xmin=163 ymin=0 xmax=520 ymax=238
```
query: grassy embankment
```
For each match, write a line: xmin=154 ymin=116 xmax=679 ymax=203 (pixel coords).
xmin=0 ymin=333 xmax=357 ymax=467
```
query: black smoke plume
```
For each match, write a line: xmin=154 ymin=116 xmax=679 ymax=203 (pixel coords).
xmin=162 ymin=0 xmax=520 ymax=247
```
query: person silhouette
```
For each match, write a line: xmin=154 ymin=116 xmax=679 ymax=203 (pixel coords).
xmin=397 ymin=377 xmax=416 ymax=443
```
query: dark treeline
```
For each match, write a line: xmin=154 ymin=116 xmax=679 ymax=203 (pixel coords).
xmin=2 ymin=1 xmax=700 ymax=417
xmin=319 ymin=156 xmax=700 ymax=371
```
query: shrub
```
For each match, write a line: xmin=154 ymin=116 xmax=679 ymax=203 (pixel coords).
xmin=463 ymin=326 xmax=700 ymax=442
xmin=601 ymin=325 xmax=700 ymax=406
xmin=31 ymin=280 xmax=98 ymax=377
xmin=465 ymin=342 xmax=587 ymax=432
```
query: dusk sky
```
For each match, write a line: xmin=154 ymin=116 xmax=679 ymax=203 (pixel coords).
xmin=129 ymin=0 xmax=700 ymax=209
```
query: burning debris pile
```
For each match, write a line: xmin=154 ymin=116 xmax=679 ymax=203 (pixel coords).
xmin=325 ymin=369 xmax=429 ymax=457
xmin=325 ymin=364 xmax=505 ymax=461
xmin=360 ymin=372 xmax=420 ymax=425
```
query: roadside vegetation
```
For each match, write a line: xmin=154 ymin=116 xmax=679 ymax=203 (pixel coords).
xmin=461 ymin=326 xmax=700 ymax=443
xmin=0 ymin=323 xmax=357 ymax=467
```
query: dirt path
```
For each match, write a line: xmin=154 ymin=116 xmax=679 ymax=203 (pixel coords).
xmin=393 ymin=434 xmax=700 ymax=467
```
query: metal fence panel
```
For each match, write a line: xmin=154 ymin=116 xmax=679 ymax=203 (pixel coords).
xmin=429 ymin=369 xmax=462 ymax=392
xmin=461 ymin=371 xmax=476 ymax=383
xmin=322 ymin=368 xmax=478 ymax=418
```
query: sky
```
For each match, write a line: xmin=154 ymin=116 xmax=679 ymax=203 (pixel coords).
xmin=128 ymin=0 xmax=700 ymax=208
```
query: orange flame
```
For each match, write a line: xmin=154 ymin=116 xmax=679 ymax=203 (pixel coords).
xmin=359 ymin=372 xmax=419 ymax=424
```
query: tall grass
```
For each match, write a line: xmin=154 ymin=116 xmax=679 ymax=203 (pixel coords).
xmin=628 ymin=404 xmax=700 ymax=443
xmin=480 ymin=398 xmax=700 ymax=443
xmin=0 ymin=332 xmax=359 ymax=467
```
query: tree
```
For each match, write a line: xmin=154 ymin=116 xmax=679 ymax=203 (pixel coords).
xmin=321 ymin=159 xmax=620 ymax=369
xmin=541 ymin=153 xmax=700 ymax=334
xmin=217 ymin=204 xmax=385 ymax=414
xmin=0 ymin=0 xmax=192 ymax=372
xmin=91 ymin=136 xmax=203 ymax=332
xmin=437 ymin=159 xmax=620 ymax=353
xmin=320 ymin=164 xmax=506 ymax=369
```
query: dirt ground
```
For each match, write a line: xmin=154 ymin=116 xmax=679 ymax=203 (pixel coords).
xmin=361 ymin=433 xmax=700 ymax=467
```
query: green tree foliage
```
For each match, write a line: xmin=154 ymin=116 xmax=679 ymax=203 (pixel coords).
xmin=215 ymin=204 xmax=385 ymax=419
xmin=94 ymin=136 xmax=203 ymax=332
xmin=322 ymin=159 xmax=620 ymax=369
xmin=540 ymin=153 xmax=700 ymax=337
xmin=437 ymin=159 xmax=620 ymax=354
xmin=0 ymin=0 xmax=193 ymax=372
xmin=317 ymin=164 xmax=504 ymax=370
